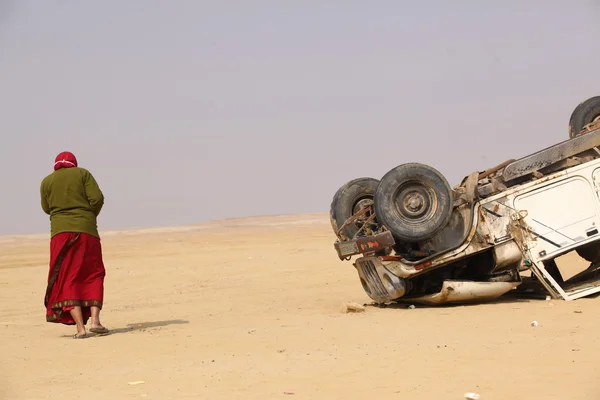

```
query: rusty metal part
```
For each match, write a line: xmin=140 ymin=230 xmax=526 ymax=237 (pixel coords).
xmin=379 ymin=255 xmax=403 ymax=262
xmin=463 ymin=171 xmax=479 ymax=203
xmin=476 ymin=183 xmax=494 ymax=198
xmin=337 ymin=199 xmax=385 ymax=239
xmin=579 ymin=118 xmax=600 ymax=135
xmin=333 ymin=231 xmax=396 ymax=260
xmin=335 ymin=206 xmax=370 ymax=237
xmin=414 ymin=260 xmax=432 ymax=271
xmin=352 ymin=210 xmax=378 ymax=238
xmin=501 ymin=126 xmax=600 ymax=183
xmin=478 ymin=159 xmax=516 ymax=180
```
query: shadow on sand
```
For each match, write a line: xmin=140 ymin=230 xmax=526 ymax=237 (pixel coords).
xmin=366 ymin=289 xmax=600 ymax=310
xmin=107 ymin=319 xmax=190 ymax=335
xmin=368 ymin=300 xmax=528 ymax=311
xmin=365 ymin=294 xmax=540 ymax=311
xmin=61 ymin=319 xmax=190 ymax=338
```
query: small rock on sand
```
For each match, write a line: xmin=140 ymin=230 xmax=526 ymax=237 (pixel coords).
xmin=340 ymin=302 xmax=366 ymax=313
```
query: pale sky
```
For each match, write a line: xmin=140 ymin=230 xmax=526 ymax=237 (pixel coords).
xmin=1 ymin=1 xmax=600 ymax=235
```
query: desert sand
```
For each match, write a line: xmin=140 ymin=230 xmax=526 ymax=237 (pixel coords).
xmin=1 ymin=213 xmax=599 ymax=400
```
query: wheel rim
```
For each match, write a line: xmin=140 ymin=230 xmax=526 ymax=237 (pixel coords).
xmin=353 ymin=198 xmax=373 ymax=215
xmin=393 ymin=182 xmax=438 ymax=226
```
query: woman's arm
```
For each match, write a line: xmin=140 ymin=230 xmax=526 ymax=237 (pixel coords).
xmin=40 ymin=180 xmax=50 ymax=215
xmin=84 ymin=170 xmax=105 ymax=216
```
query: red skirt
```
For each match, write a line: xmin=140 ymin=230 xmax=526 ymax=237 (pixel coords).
xmin=44 ymin=232 xmax=106 ymax=325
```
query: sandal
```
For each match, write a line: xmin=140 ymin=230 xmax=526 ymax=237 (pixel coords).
xmin=89 ymin=326 xmax=110 ymax=334
xmin=73 ymin=333 xmax=88 ymax=339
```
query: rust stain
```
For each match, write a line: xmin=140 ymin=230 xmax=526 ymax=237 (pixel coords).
xmin=333 ymin=231 xmax=396 ymax=260
xmin=379 ymin=255 xmax=403 ymax=262
xmin=415 ymin=260 xmax=432 ymax=271
xmin=479 ymin=208 xmax=486 ymax=223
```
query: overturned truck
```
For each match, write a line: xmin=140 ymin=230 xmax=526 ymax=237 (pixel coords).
xmin=330 ymin=96 xmax=600 ymax=305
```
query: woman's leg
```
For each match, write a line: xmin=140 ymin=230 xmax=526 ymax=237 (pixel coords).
xmin=90 ymin=306 xmax=109 ymax=333
xmin=83 ymin=234 xmax=108 ymax=333
xmin=69 ymin=306 xmax=87 ymax=337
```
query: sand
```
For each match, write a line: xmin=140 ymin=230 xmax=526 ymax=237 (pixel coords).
xmin=1 ymin=213 xmax=599 ymax=400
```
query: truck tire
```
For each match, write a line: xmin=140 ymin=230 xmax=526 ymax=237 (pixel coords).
xmin=569 ymin=96 xmax=600 ymax=138
xmin=374 ymin=163 xmax=454 ymax=243
xmin=330 ymin=177 xmax=382 ymax=240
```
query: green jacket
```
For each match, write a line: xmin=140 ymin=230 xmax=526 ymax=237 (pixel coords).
xmin=40 ymin=167 xmax=105 ymax=238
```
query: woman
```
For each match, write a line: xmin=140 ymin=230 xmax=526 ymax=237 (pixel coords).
xmin=40 ymin=151 xmax=109 ymax=339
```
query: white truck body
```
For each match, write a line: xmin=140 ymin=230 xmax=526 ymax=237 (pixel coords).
xmin=331 ymin=98 xmax=600 ymax=305
xmin=336 ymin=121 xmax=600 ymax=305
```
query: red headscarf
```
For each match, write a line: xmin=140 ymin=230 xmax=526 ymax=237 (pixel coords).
xmin=54 ymin=151 xmax=78 ymax=171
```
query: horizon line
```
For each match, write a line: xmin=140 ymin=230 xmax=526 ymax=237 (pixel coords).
xmin=0 ymin=211 xmax=330 ymax=239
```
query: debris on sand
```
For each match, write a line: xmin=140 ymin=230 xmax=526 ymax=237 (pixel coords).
xmin=465 ymin=392 xmax=480 ymax=400
xmin=340 ymin=302 xmax=366 ymax=313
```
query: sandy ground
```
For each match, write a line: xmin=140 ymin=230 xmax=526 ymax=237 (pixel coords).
xmin=1 ymin=213 xmax=600 ymax=400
